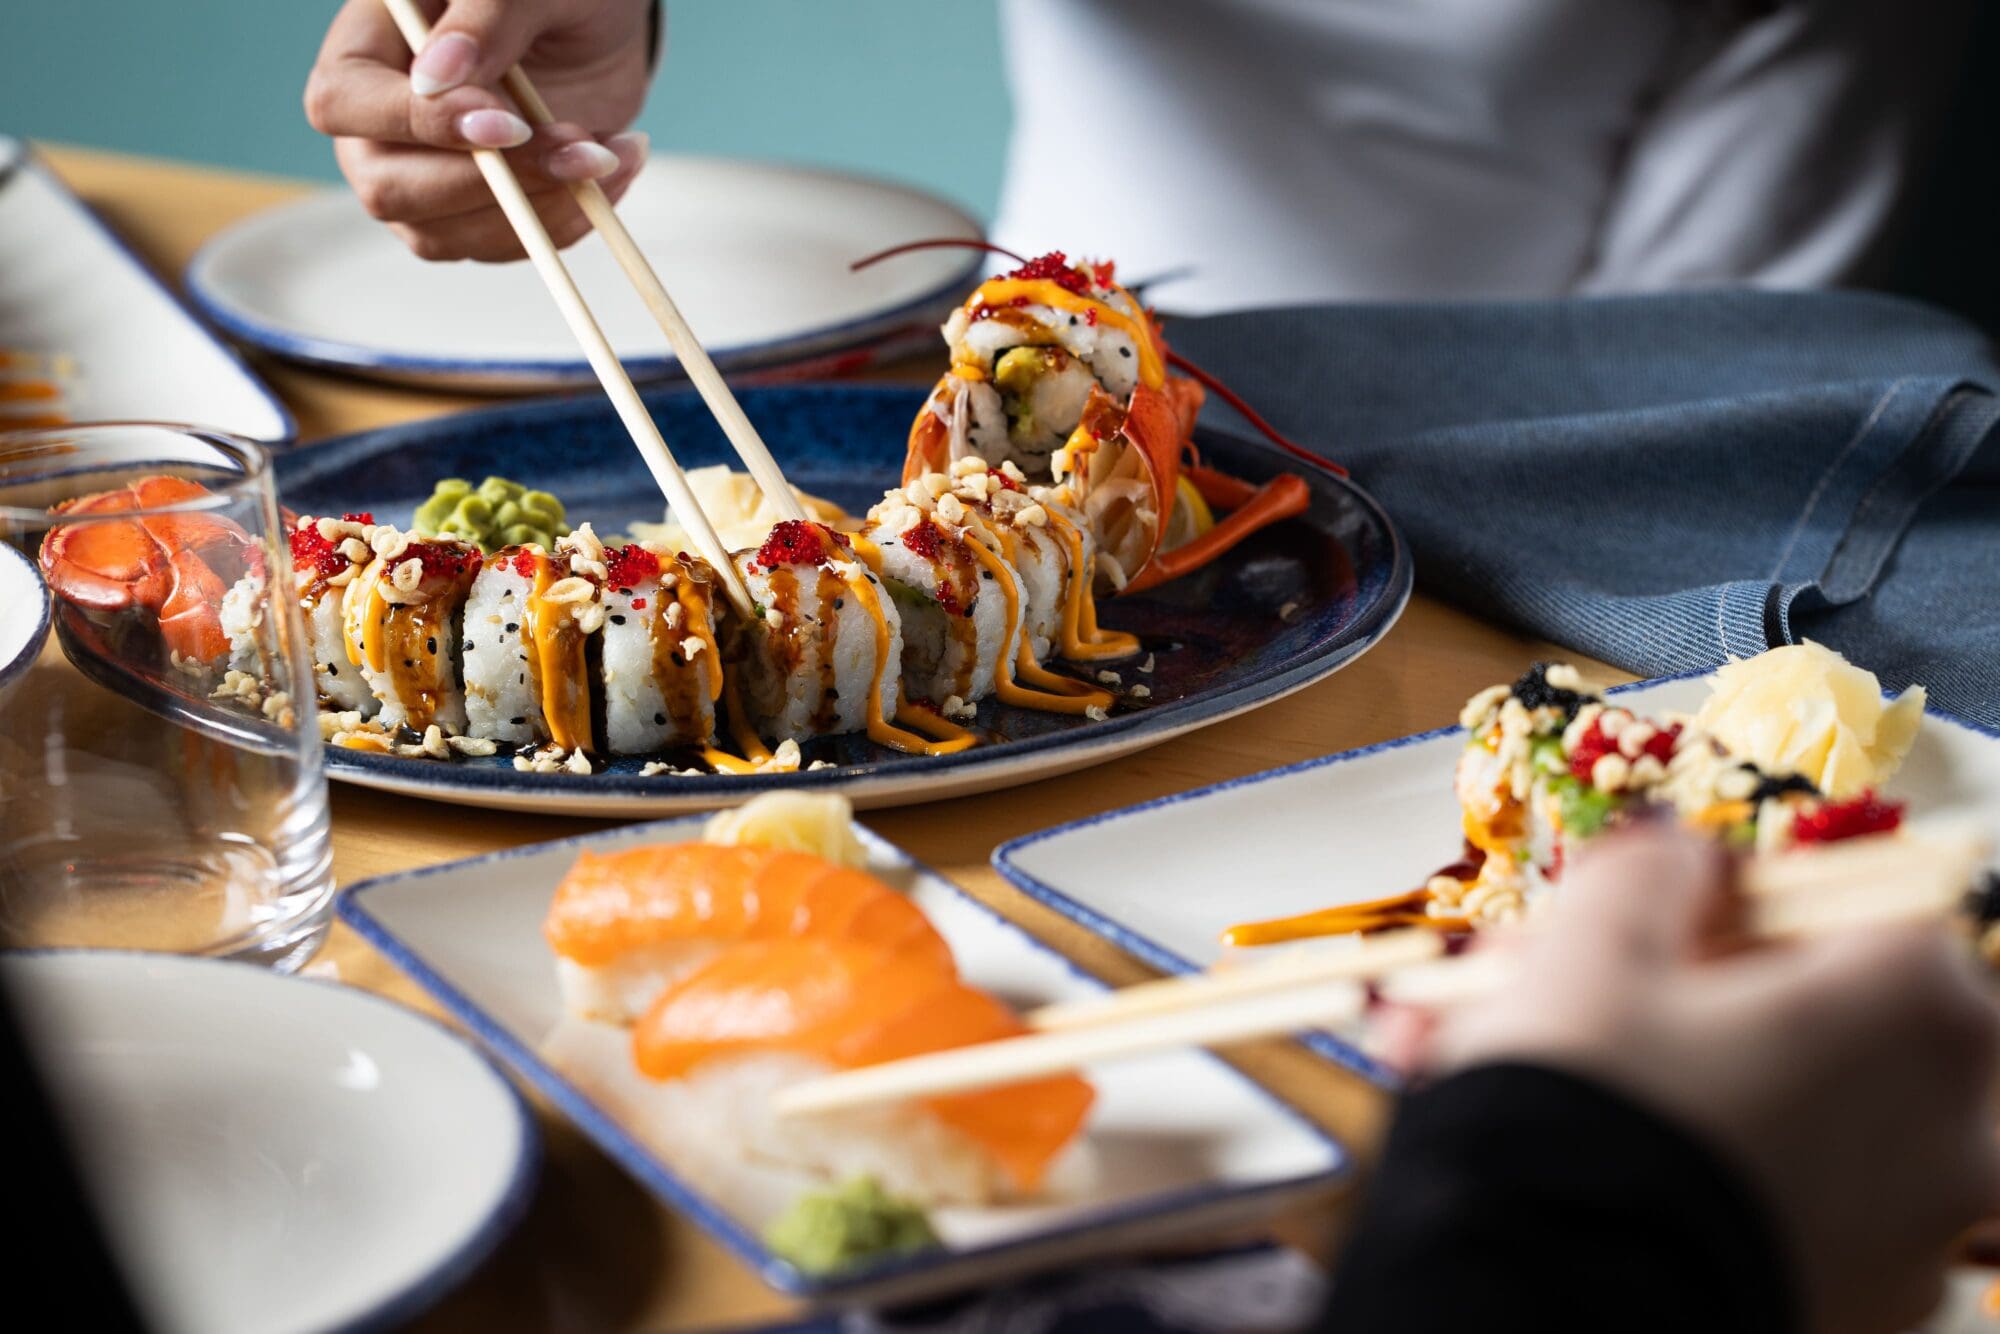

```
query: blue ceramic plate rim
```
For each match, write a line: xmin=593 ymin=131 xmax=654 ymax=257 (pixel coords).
xmin=3 ymin=947 xmax=540 ymax=1334
xmin=182 ymin=162 xmax=984 ymax=383
xmin=277 ymin=383 xmax=1413 ymax=805
xmin=991 ymin=673 xmax=2000 ymax=1089
xmin=7 ymin=139 xmax=297 ymax=445
xmin=0 ymin=540 xmax=51 ymax=695
xmin=337 ymin=814 xmax=1353 ymax=1300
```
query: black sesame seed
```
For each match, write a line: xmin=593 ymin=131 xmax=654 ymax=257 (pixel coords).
xmin=833 ymin=599 xmax=845 ymax=610
xmin=1119 ymin=347 xmax=1132 ymax=357
xmin=510 ymin=716 xmax=525 ymax=726
xmin=1748 ymin=769 xmax=1820 ymax=803
xmin=502 ymin=589 xmax=514 ymax=598
xmin=504 ymin=622 xmax=519 ymax=634
xmin=464 ymin=641 xmax=475 ymax=652
xmin=654 ymin=712 xmax=667 ymax=725
xmin=426 ymin=636 xmax=437 ymax=655
xmin=403 ymin=659 xmax=415 ymax=668
xmin=1069 ymin=316 xmax=1078 ymax=326
xmin=827 ymin=688 xmax=839 ymax=699
xmin=982 ymin=571 xmax=994 ymax=580
xmin=610 ymin=614 xmax=626 ymax=626
xmin=518 ymin=673 xmax=526 ymax=684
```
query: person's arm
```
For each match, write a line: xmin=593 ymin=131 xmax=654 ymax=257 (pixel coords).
xmin=1324 ymin=1061 xmax=1793 ymax=1332
xmin=1329 ymin=826 xmax=2000 ymax=1334
xmin=303 ymin=0 xmax=658 ymax=261
xmin=1576 ymin=1 xmax=1976 ymax=291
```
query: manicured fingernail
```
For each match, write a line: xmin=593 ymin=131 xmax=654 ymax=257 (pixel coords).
xmin=410 ymin=31 xmax=478 ymax=96
xmin=547 ymin=140 xmax=621 ymax=181
xmin=457 ymin=108 xmax=532 ymax=149
xmin=606 ymin=131 xmax=651 ymax=165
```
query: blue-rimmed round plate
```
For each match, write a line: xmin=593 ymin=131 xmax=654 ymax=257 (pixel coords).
xmin=186 ymin=156 xmax=980 ymax=391
xmin=276 ymin=383 xmax=1410 ymax=816
xmin=0 ymin=539 xmax=52 ymax=705
xmin=5 ymin=951 xmax=538 ymax=1333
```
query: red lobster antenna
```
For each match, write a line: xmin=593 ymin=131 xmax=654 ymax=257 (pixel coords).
xmin=1166 ymin=351 xmax=1346 ymax=478
xmin=854 ymin=239 xmax=1347 ymax=478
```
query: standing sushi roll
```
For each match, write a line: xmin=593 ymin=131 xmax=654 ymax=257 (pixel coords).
xmin=632 ymin=938 xmax=1094 ymax=1205
xmin=544 ymin=841 xmax=954 ymax=1022
xmin=598 ymin=543 xmax=722 ymax=756
xmin=275 ymin=512 xmax=391 ymax=714
xmin=724 ymin=520 xmax=907 ymax=748
xmin=340 ymin=527 xmax=482 ymax=734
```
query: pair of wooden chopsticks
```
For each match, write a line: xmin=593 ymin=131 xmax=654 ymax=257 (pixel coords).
xmin=772 ymin=828 xmax=1992 ymax=1118
xmin=377 ymin=0 xmax=807 ymax=619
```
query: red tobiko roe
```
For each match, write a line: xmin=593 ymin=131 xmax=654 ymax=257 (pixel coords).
xmin=1792 ymin=791 xmax=1905 ymax=844
xmin=1568 ymin=717 xmax=1681 ymax=783
xmin=511 ymin=549 xmax=540 ymax=577
xmin=604 ymin=543 xmax=660 ymax=590
xmin=1007 ymin=251 xmax=1091 ymax=295
xmin=287 ymin=523 xmax=348 ymax=578
xmin=409 ymin=541 xmax=480 ymax=581
xmin=899 ymin=517 xmax=948 ymax=561
xmin=755 ymin=520 xmax=846 ymax=569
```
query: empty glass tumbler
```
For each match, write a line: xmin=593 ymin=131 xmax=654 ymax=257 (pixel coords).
xmin=0 ymin=424 xmax=334 ymax=969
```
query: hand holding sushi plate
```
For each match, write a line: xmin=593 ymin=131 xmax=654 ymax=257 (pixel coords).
xmin=6 ymin=951 xmax=536 ymax=1333
xmin=276 ymin=383 xmax=1410 ymax=816
xmin=339 ymin=813 xmax=1352 ymax=1306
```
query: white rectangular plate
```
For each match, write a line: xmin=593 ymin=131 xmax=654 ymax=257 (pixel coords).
xmin=995 ymin=675 xmax=2000 ymax=1085
xmin=339 ymin=818 xmax=1348 ymax=1307
xmin=0 ymin=138 xmax=292 ymax=443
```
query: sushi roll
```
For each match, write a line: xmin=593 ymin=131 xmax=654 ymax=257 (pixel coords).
xmin=859 ymin=484 xmax=1021 ymax=710
xmin=724 ymin=520 xmax=904 ymax=746
xmin=632 ymin=938 xmax=1094 ymax=1205
xmin=286 ymin=514 xmax=382 ymax=715
xmin=459 ymin=524 xmax=609 ymax=752
xmin=543 ymin=841 xmax=954 ymax=1022
xmin=918 ymin=253 xmax=1156 ymax=479
xmin=598 ymin=543 xmax=721 ymax=756
xmin=340 ymin=528 xmax=482 ymax=734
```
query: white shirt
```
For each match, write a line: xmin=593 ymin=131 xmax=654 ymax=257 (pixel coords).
xmin=992 ymin=0 xmax=1972 ymax=312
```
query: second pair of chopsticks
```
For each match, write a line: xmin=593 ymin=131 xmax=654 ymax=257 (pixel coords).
xmin=772 ymin=828 xmax=1991 ymax=1118
xmin=377 ymin=0 xmax=806 ymax=619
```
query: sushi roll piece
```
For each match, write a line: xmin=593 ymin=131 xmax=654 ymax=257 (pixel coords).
xmin=724 ymin=520 xmax=904 ymax=746
xmin=632 ymin=938 xmax=1094 ymax=1205
xmin=285 ymin=514 xmax=381 ymax=715
xmin=859 ymin=485 xmax=1021 ymax=710
xmin=340 ymin=528 xmax=481 ymax=734
xmin=459 ymin=524 xmax=608 ymax=752
xmin=544 ymin=841 xmax=954 ymax=1022
xmin=598 ymin=543 xmax=721 ymax=756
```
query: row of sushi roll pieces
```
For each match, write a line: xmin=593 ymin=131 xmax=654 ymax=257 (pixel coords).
xmin=283 ymin=448 xmax=1143 ymax=775
xmin=541 ymin=792 xmax=1095 ymax=1275
xmin=1222 ymin=643 xmax=1958 ymax=948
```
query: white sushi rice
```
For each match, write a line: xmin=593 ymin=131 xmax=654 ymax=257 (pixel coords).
xmin=863 ymin=506 xmax=1019 ymax=708
xmin=729 ymin=551 xmax=903 ymax=745
xmin=302 ymin=589 xmax=377 ymax=715
xmin=649 ymin=1053 xmax=1008 ymax=1206
xmin=462 ymin=553 xmax=542 ymax=745
xmin=554 ymin=946 xmax=720 ymax=1024
xmin=600 ymin=565 xmax=719 ymax=754
xmin=220 ymin=570 xmax=272 ymax=678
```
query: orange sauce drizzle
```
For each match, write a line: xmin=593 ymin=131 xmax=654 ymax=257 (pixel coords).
xmin=1043 ymin=508 xmax=1141 ymax=662
xmin=837 ymin=559 xmax=972 ymax=755
xmin=960 ymin=522 xmax=1111 ymax=716
xmin=1222 ymin=888 xmax=1467 ymax=948
xmin=968 ymin=278 xmax=1165 ymax=389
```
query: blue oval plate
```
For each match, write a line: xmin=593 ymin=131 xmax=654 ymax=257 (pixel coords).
xmin=276 ymin=383 xmax=1410 ymax=815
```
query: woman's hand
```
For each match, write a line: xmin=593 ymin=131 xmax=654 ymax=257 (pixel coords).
xmin=304 ymin=0 xmax=657 ymax=261
xmin=1400 ymin=825 xmax=2000 ymax=1334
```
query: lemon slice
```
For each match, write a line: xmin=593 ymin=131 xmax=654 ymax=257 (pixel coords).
xmin=1160 ymin=475 xmax=1215 ymax=551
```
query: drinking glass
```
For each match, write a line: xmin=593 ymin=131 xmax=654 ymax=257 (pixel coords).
xmin=0 ymin=424 xmax=333 ymax=969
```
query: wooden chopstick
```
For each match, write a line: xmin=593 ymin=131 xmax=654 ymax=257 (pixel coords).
xmin=492 ymin=67 xmax=809 ymax=526
xmin=376 ymin=0 xmax=756 ymax=619
xmin=771 ymin=828 xmax=1990 ymax=1118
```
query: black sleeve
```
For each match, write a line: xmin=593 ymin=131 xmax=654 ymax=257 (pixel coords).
xmin=1317 ymin=1061 xmax=1798 ymax=1334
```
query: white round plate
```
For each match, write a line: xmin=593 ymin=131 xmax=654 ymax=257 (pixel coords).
xmin=0 ymin=540 xmax=51 ymax=704
xmin=186 ymin=155 xmax=982 ymax=390
xmin=6 ymin=952 xmax=537 ymax=1333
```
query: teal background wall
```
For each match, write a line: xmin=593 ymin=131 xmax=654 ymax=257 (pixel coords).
xmin=0 ymin=1 xmax=1012 ymax=218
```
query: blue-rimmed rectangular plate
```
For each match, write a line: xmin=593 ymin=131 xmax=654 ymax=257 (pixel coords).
xmin=339 ymin=816 xmax=1350 ymax=1308
xmin=276 ymin=382 xmax=1409 ymax=816
xmin=994 ymin=674 xmax=2000 ymax=1086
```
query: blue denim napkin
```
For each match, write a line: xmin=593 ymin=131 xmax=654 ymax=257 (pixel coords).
xmin=1167 ymin=291 xmax=2000 ymax=729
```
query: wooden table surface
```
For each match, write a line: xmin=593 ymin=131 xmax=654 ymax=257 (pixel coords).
xmin=40 ymin=143 xmax=1631 ymax=1332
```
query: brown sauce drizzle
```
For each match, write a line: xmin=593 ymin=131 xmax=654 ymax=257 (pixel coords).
xmin=809 ymin=566 xmax=844 ymax=732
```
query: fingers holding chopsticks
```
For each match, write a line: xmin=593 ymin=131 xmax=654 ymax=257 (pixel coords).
xmin=306 ymin=0 xmax=655 ymax=260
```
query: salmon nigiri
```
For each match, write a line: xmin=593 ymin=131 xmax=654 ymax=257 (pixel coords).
xmin=632 ymin=938 xmax=1094 ymax=1205
xmin=544 ymin=842 xmax=954 ymax=1023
